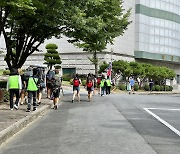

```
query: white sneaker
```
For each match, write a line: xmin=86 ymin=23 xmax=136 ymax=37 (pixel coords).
xmin=14 ymin=104 xmax=18 ymax=110
xmin=20 ymin=102 xmax=24 ymax=105
xmin=10 ymin=108 xmax=13 ymax=111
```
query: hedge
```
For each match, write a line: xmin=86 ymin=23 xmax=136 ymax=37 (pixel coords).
xmin=144 ymin=84 xmax=150 ymax=91
xmin=119 ymin=84 xmax=126 ymax=91
xmin=134 ymin=83 xmax=139 ymax=91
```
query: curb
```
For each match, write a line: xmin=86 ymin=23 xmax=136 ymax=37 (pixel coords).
xmin=136 ymin=92 xmax=180 ymax=95
xmin=0 ymin=104 xmax=52 ymax=146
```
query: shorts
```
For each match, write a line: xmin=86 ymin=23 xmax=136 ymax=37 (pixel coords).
xmin=73 ymin=86 xmax=80 ymax=92
xmin=52 ymin=88 xmax=60 ymax=98
xmin=87 ymin=87 xmax=94 ymax=92
xmin=46 ymin=82 xmax=52 ymax=88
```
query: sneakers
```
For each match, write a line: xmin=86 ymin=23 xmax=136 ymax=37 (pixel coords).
xmin=54 ymin=105 xmax=58 ymax=110
xmin=14 ymin=104 xmax=19 ymax=110
xmin=33 ymin=107 xmax=37 ymax=111
xmin=72 ymin=100 xmax=74 ymax=103
xmin=10 ymin=108 xmax=13 ymax=111
xmin=26 ymin=109 xmax=30 ymax=112
xmin=37 ymin=102 xmax=41 ymax=106
xmin=20 ymin=102 xmax=24 ymax=105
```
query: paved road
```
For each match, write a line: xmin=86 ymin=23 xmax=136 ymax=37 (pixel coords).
xmin=0 ymin=91 xmax=180 ymax=154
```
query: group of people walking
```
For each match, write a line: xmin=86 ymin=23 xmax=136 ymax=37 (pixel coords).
xmin=6 ymin=67 xmax=62 ymax=111
xmin=71 ymin=73 xmax=114 ymax=103
xmin=6 ymin=66 xmax=116 ymax=111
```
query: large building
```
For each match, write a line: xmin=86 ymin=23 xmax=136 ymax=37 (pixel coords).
xmin=0 ymin=0 xmax=180 ymax=86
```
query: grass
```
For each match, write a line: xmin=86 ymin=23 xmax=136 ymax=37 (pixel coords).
xmin=62 ymin=80 xmax=71 ymax=85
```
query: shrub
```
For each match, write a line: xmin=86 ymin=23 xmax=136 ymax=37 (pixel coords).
xmin=3 ymin=70 xmax=10 ymax=75
xmin=62 ymin=74 xmax=72 ymax=81
xmin=160 ymin=85 xmax=164 ymax=91
xmin=119 ymin=84 xmax=126 ymax=91
xmin=169 ymin=86 xmax=173 ymax=91
xmin=134 ymin=83 xmax=139 ymax=91
xmin=152 ymin=86 xmax=155 ymax=91
xmin=144 ymin=84 xmax=150 ymax=91
xmin=3 ymin=89 xmax=9 ymax=102
xmin=54 ymin=65 xmax=61 ymax=69
xmin=165 ymin=85 xmax=170 ymax=91
xmin=70 ymin=79 xmax=73 ymax=85
xmin=155 ymin=85 xmax=160 ymax=91
xmin=45 ymin=43 xmax=58 ymax=49
xmin=82 ymin=80 xmax=86 ymax=86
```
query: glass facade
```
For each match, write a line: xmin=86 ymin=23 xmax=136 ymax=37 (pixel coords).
xmin=135 ymin=0 xmax=180 ymax=60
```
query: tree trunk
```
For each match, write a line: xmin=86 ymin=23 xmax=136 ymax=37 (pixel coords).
xmin=93 ymin=51 xmax=98 ymax=77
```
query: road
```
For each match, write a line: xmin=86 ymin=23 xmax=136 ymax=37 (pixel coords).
xmin=0 ymin=91 xmax=180 ymax=154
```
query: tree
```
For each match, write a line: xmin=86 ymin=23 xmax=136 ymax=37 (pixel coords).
xmin=0 ymin=0 xmax=34 ymax=35
xmin=64 ymin=0 xmax=131 ymax=76
xmin=0 ymin=0 xmax=66 ymax=69
xmin=98 ymin=61 xmax=108 ymax=74
xmin=44 ymin=43 xmax=61 ymax=70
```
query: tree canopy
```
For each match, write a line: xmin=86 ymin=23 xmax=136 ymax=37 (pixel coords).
xmin=63 ymin=0 xmax=131 ymax=75
xmin=44 ymin=43 xmax=61 ymax=69
xmin=0 ymin=0 xmax=66 ymax=69
xmin=99 ymin=60 xmax=176 ymax=85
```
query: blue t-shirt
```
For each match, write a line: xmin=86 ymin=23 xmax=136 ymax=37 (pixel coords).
xmin=130 ymin=79 xmax=135 ymax=86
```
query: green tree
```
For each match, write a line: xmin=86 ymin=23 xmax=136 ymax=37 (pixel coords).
xmin=64 ymin=0 xmax=131 ymax=76
xmin=44 ymin=43 xmax=61 ymax=69
xmin=0 ymin=0 xmax=66 ymax=69
xmin=0 ymin=0 xmax=34 ymax=35
xmin=98 ymin=61 xmax=108 ymax=74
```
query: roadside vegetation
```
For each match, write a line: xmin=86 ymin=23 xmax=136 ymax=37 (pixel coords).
xmin=99 ymin=60 xmax=175 ymax=92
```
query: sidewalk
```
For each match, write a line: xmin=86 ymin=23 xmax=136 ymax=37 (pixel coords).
xmin=0 ymin=97 xmax=53 ymax=146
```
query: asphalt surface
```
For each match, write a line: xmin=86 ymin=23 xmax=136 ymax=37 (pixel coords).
xmin=0 ymin=89 xmax=180 ymax=154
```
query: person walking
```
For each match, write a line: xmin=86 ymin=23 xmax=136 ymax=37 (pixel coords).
xmin=111 ymin=77 xmax=116 ymax=93
xmin=127 ymin=81 xmax=131 ymax=94
xmin=46 ymin=69 xmax=55 ymax=99
xmin=97 ymin=76 xmax=101 ymax=95
xmin=37 ymin=68 xmax=46 ymax=106
xmin=26 ymin=68 xmax=39 ymax=112
xmin=72 ymin=74 xmax=81 ymax=103
xmin=149 ymin=79 xmax=153 ymax=92
xmin=100 ymin=75 xmax=106 ymax=96
xmin=18 ymin=68 xmax=26 ymax=105
xmin=51 ymin=69 xmax=61 ymax=110
xmin=7 ymin=68 xmax=22 ymax=110
xmin=106 ymin=76 xmax=111 ymax=95
xmin=86 ymin=73 xmax=94 ymax=102
xmin=129 ymin=77 xmax=135 ymax=94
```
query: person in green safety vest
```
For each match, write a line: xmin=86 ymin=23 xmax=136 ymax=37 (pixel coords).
xmin=106 ymin=76 xmax=111 ymax=95
xmin=26 ymin=68 xmax=40 ymax=112
xmin=7 ymin=68 xmax=22 ymax=110
xmin=100 ymin=75 xmax=106 ymax=96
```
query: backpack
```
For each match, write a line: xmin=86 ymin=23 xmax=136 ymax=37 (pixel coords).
xmin=97 ymin=78 xmax=101 ymax=84
xmin=52 ymin=75 xmax=61 ymax=89
xmin=73 ymin=79 xmax=79 ymax=87
xmin=24 ymin=68 xmax=33 ymax=82
xmin=87 ymin=80 xmax=93 ymax=88
xmin=46 ymin=70 xmax=55 ymax=81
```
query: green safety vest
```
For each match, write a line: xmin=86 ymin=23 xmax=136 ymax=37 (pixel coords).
xmin=100 ymin=79 xmax=105 ymax=87
xmin=106 ymin=79 xmax=111 ymax=86
xmin=9 ymin=75 xmax=19 ymax=89
xmin=27 ymin=77 xmax=38 ymax=91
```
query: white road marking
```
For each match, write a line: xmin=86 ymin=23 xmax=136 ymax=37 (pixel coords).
xmin=144 ymin=108 xmax=180 ymax=137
